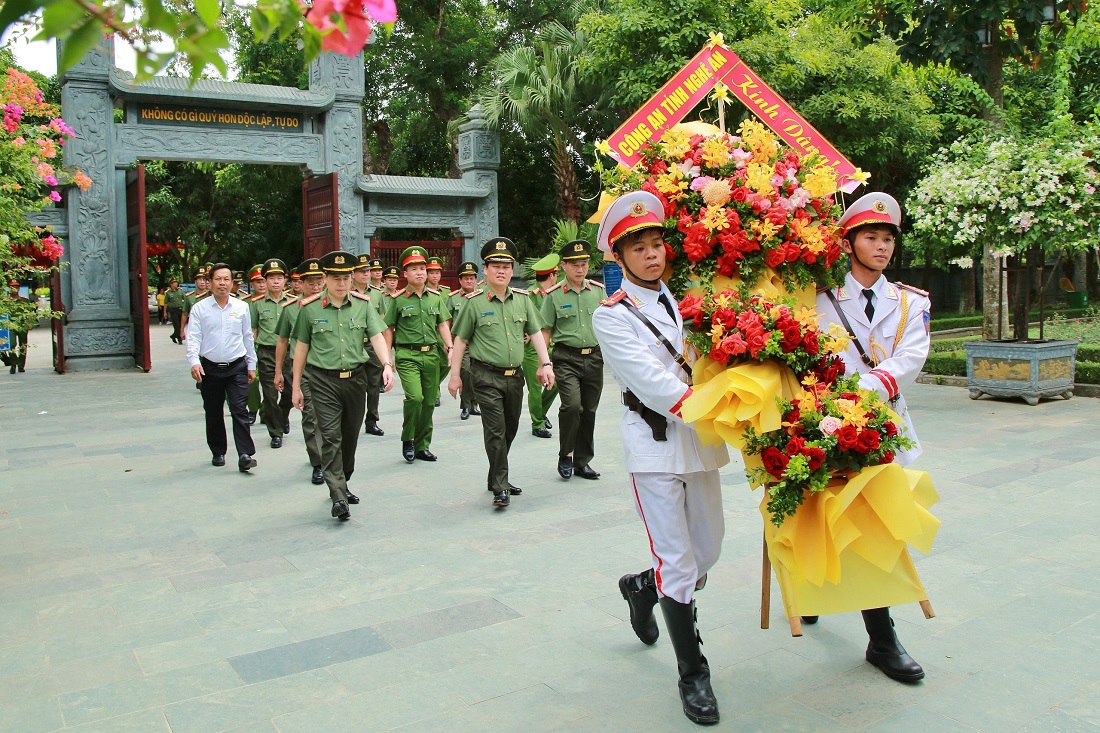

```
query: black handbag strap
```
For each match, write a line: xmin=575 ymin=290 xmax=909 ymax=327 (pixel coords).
xmin=617 ymin=292 xmax=693 ymax=383
xmin=825 ymin=289 xmax=874 ymax=367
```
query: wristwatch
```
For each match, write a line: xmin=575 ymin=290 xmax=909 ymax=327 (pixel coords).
xmin=541 ymin=362 xmax=553 ymax=367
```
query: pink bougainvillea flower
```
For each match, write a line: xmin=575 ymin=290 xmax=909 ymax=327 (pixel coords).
xmin=364 ymin=0 xmax=397 ymax=23
xmin=305 ymin=0 xmax=395 ymax=55
xmin=48 ymin=190 xmax=61 ymax=202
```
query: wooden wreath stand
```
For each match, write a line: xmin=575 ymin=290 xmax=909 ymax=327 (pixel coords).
xmin=760 ymin=535 xmax=935 ymax=637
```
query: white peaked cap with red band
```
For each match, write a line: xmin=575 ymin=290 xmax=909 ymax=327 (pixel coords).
xmin=596 ymin=191 xmax=666 ymax=254
xmin=838 ymin=192 xmax=902 ymax=238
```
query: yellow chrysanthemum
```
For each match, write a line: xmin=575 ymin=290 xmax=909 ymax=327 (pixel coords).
xmin=701 ymin=178 xmax=732 ymax=208
xmin=803 ymin=165 xmax=838 ymax=198
xmin=745 ymin=163 xmax=774 ymax=196
xmin=700 ymin=139 xmax=731 ymax=168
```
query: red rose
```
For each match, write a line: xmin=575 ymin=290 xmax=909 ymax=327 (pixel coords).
xmin=881 ymin=450 xmax=895 ymax=464
xmin=802 ymin=331 xmax=820 ymax=355
xmin=650 ymin=160 xmax=668 ymax=176
xmin=783 ymin=242 xmax=802 ymax=262
xmin=780 ymin=322 xmax=803 ymax=352
xmin=764 ymin=247 xmax=786 ymax=268
xmin=712 ymin=308 xmax=737 ymax=328
xmin=745 ymin=329 xmax=769 ymax=358
xmin=678 ymin=211 xmax=694 ymax=234
xmin=689 ymin=134 xmax=706 ymax=147
xmin=883 ymin=421 xmax=898 ymax=437
xmin=725 ymin=209 xmax=742 ymax=231
xmin=786 ymin=436 xmax=807 ymax=455
xmin=836 ymin=424 xmax=859 ymax=451
xmin=678 ymin=294 xmax=704 ymax=321
xmin=731 ymin=186 xmax=750 ymax=203
xmin=710 ymin=339 xmax=731 ymax=365
xmin=716 ymin=250 xmax=740 ymax=277
xmin=804 ymin=446 xmax=826 ymax=471
xmin=664 ymin=242 xmax=677 ymax=261
xmin=761 ymin=446 xmax=789 ymax=479
xmin=784 ymin=408 xmax=801 ymax=424
xmin=766 ymin=206 xmax=788 ymax=227
xmin=825 ymin=242 xmax=842 ymax=266
xmin=856 ymin=429 xmax=881 ymax=453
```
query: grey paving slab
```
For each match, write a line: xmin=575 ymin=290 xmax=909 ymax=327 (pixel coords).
xmin=1 ymin=324 xmax=1100 ymax=731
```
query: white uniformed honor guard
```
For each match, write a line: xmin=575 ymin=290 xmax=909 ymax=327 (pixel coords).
xmin=592 ymin=191 xmax=729 ymax=726
xmin=811 ymin=191 xmax=931 ymax=682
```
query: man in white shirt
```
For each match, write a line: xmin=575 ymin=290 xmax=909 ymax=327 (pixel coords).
xmin=187 ymin=262 xmax=260 ymax=472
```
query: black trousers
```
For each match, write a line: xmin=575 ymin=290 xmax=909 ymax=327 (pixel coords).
xmin=169 ymin=308 xmax=183 ymax=342
xmin=257 ymin=344 xmax=293 ymax=439
xmin=308 ymin=364 xmax=367 ymax=503
xmin=199 ymin=356 xmax=256 ymax=458
xmin=472 ymin=363 xmax=524 ymax=494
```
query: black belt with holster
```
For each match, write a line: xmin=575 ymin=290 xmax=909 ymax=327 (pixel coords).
xmin=622 ymin=390 xmax=668 ymax=442
xmin=553 ymin=343 xmax=601 ymax=357
xmin=307 ymin=363 xmax=365 ymax=380
xmin=471 ymin=358 xmax=522 ymax=377
xmin=397 ymin=343 xmax=435 ymax=352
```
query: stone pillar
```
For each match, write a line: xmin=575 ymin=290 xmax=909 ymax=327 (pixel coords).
xmin=60 ymin=41 xmax=135 ymax=370
xmin=309 ymin=52 xmax=365 ymax=254
xmin=456 ymin=105 xmax=500 ymax=264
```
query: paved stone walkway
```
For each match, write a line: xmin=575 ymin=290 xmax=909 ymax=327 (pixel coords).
xmin=0 ymin=322 xmax=1098 ymax=732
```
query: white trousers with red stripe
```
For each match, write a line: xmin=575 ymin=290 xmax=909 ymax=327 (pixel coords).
xmin=630 ymin=470 xmax=724 ymax=604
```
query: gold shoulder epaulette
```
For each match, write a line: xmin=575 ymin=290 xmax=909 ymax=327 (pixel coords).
xmin=196 ymin=291 xmax=211 ymax=300
xmin=599 ymin=290 xmax=628 ymax=307
xmin=512 ymin=287 xmax=530 ymax=295
xmin=464 ymin=288 xmax=484 ymax=299
xmin=426 ymin=287 xmax=440 ymax=295
xmin=448 ymin=289 xmax=462 ymax=298
xmin=587 ymin=279 xmax=605 ymax=289
xmin=895 ymin=282 xmax=929 ymax=298
xmin=250 ymin=293 xmax=264 ymax=302
xmin=349 ymin=290 xmax=370 ymax=301
xmin=284 ymin=293 xmax=299 ymax=301
xmin=544 ymin=281 xmax=565 ymax=294
xmin=299 ymin=293 xmax=322 ymax=306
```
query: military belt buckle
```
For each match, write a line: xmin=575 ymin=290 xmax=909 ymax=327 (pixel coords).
xmin=419 ymin=345 xmax=432 ymax=352
xmin=338 ymin=370 xmax=352 ymax=379
xmin=580 ymin=347 xmax=593 ymax=355
xmin=503 ymin=368 xmax=517 ymax=377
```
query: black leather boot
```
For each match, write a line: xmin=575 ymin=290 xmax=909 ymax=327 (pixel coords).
xmin=862 ymin=607 xmax=925 ymax=682
xmin=659 ymin=597 xmax=719 ymax=725
xmin=618 ymin=569 xmax=659 ymax=645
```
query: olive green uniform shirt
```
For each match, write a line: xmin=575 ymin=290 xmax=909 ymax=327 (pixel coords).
xmin=183 ymin=290 xmax=210 ymax=314
xmin=275 ymin=298 xmax=304 ymax=347
xmin=384 ymin=288 xmax=451 ymax=345
xmin=451 ymin=288 xmax=543 ymax=368
xmin=292 ymin=290 xmax=387 ymax=370
xmin=539 ymin=279 xmax=604 ymax=348
xmin=164 ymin=288 xmax=187 ymax=310
xmin=250 ymin=292 xmax=297 ymax=347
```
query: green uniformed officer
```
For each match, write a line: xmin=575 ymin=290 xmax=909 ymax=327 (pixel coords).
xmin=540 ymin=239 xmax=605 ymax=481
xmin=426 ymin=256 xmax=451 ymax=407
xmin=165 ymin=278 xmax=187 ymax=344
xmin=369 ymin=258 xmax=385 ymax=290
xmin=353 ymin=253 xmax=386 ymax=436
xmin=288 ymin=269 xmax=302 ymax=297
xmin=524 ymin=254 xmax=560 ymax=438
xmin=275 ymin=258 xmax=326 ymax=485
xmin=384 ymin=246 xmax=453 ymax=463
xmin=448 ymin=237 xmax=555 ymax=507
xmin=251 ymin=258 xmax=298 ymax=448
xmin=181 ymin=264 xmax=211 ymax=341
xmin=292 ymin=250 xmax=394 ymax=521
xmin=245 ymin=264 xmax=266 ymax=422
xmin=381 ymin=265 xmax=401 ymax=297
xmin=449 ymin=260 xmax=481 ymax=419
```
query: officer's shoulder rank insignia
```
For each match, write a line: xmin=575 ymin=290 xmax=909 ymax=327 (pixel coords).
xmin=299 ymin=293 xmax=322 ymax=306
xmin=349 ymin=290 xmax=370 ymax=301
xmin=464 ymin=288 xmax=484 ymax=299
xmin=587 ymin=279 xmax=605 ymax=289
xmin=250 ymin=294 xmax=264 ymax=302
xmin=895 ymin=281 xmax=929 ymax=298
xmin=426 ymin=287 xmax=440 ymax=295
xmin=196 ymin=291 xmax=211 ymax=300
xmin=512 ymin=287 xmax=530 ymax=295
xmin=544 ymin=281 xmax=564 ymax=294
xmin=599 ymin=290 xmax=629 ymax=307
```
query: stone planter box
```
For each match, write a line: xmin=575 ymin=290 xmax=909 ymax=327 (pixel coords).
xmin=963 ymin=339 xmax=1078 ymax=406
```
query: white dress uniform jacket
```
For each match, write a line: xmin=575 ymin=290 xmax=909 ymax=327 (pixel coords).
xmin=815 ymin=272 xmax=931 ymax=466
xmin=593 ymin=279 xmax=729 ymax=474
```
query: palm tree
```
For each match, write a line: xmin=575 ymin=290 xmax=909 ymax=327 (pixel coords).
xmin=477 ymin=19 xmax=600 ymax=223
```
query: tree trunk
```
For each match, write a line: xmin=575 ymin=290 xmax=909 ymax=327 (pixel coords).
xmin=981 ymin=35 xmax=1009 ymax=339
xmin=551 ymin=136 xmax=581 ymax=223
xmin=959 ymin=263 xmax=976 ymax=314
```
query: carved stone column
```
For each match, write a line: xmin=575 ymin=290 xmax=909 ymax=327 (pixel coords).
xmin=310 ymin=53 xmax=365 ymax=253
xmin=60 ymin=41 xmax=135 ymax=370
xmin=456 ymin=105 xmax=500 ymax=264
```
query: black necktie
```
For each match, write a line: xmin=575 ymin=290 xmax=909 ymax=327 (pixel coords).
xmin=862 ymin=288 xmax=875 ymax=322
xmin=658 ymin=293 xmax=677 ymax=322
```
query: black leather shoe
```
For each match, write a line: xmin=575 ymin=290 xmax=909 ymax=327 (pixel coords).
xmin=469 ymin=407 xmax=481 ymax=416
xmin=331 ymin=500 xmax=350 ymax=520
xmin=415 ymin=449 xmax=437 ymax=462
xmin=402 ymin=441 xmax=415 ymax=463
xmin=364 ymin=422 xmax=384 ymax=436
xmin=211 ymin=454 xmax=226 ymax=467
xmin=283 ymin=421 xmax=291 ymax=435
xmin=248 ymin=412 xmax=257 ymax=425
xmin=801 ymin=616 xmax=819 ymax=625
xmin=460 ymin=408 xmax=470 ymax=420
xmin=862 ymin=608 xmax=925 ymax=683
xmin=270 ymin=436 xmax=282 ymax=449
xmin=532 ymin=427 xmax=552 ymax=439
xmin=557 ymin=456 xmax=573 ymax=480
xmin=574 ymin=464 xmax=601 ymax=480
xmin=311 ymin=466 xmax=324 ymax=485
xmin=660 ymin=597 xmax=720 ymax=725
xmin=346 ymin=491 xmax=360 ymax=504
xmin=487 ymin=484 xmax=522 ymax=495
xmin=493 ymin=491 xmax=510 ymax=507
xmin=238 ymin=454 xmax=257 ymax=472
xmin=544 ymin=416 xmax=553 ymax=429
xmin=619 ymin=570 xmax=659 ymax=645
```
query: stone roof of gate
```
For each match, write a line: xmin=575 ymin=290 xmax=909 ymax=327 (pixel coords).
xmin=108 ymin=69 xmax=335 ymax=112
xmin=356 ymin=174 xmax=491 ymax=199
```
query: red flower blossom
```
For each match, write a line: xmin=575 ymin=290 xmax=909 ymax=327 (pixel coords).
xmin=883 ymin=421 xmax=898 ymax=437
xmin=731 ymin=186 xmax=751 ymax=204
xmin=855 ymin=429 xmax=881 ymax=453
xmin=804 ymin=446 xmax=826 ymax=470
xmin=786 ymin=436 xmax=807 ymax=455
xmin=836 ymin=425 xmax=860 ymax=451
xmin=881 ymin=450 xmax=895 ymax=463
xmin=761 ymin=446 xmax=790 ymax=479
xmin=802 ymin=331 xmax=820 ymax=355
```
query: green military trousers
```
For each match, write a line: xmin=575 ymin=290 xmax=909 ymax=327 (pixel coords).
xmin=551 ymin=345 xmax=604 ymax=468
xmin=307 ymin=364 xmax=368 ymax=504
xmin=363 ymin=341 xmax=383 ymax=427
xmin=395 ymin=346 xmax=439 ymax=450
xmin=298 ymin=370 xmax=323 ymax=469
xmin=459 ymin=349 xmax=477 ymax=411
xmin=522 ymin=343 xmax=558 ymax=430
xmin=257 ymin=345 xmax=293 ymax=439
xmin=472 ymin=362 xmax=524 ymax=494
